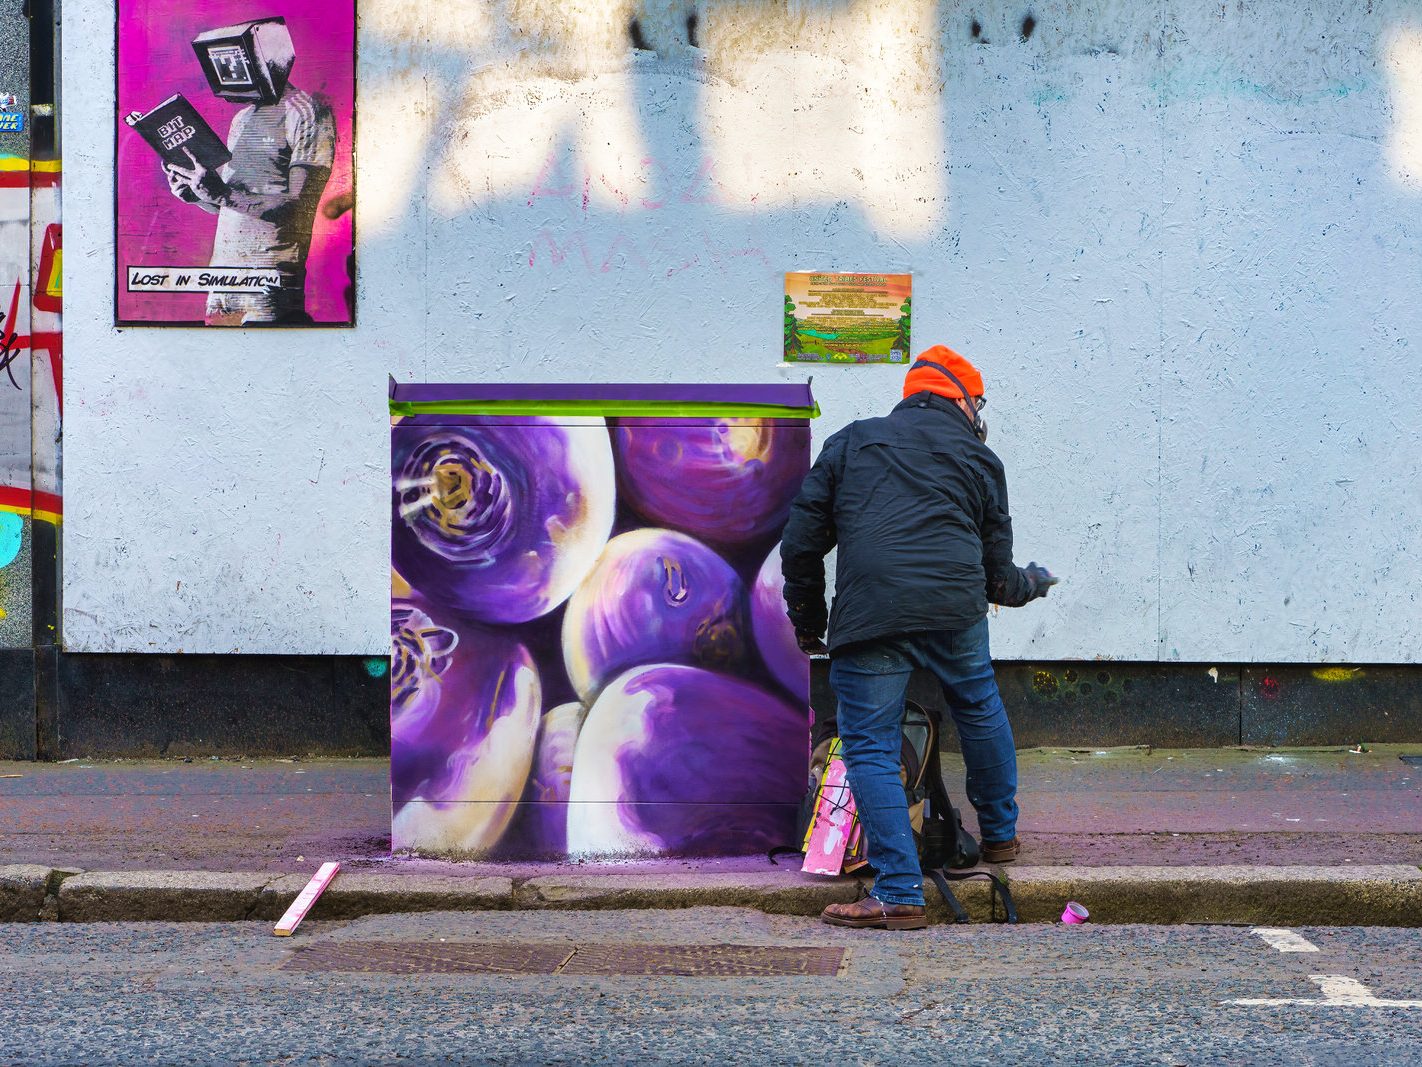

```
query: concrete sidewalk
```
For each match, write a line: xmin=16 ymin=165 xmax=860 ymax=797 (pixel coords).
xmin=2 ymin=746 xmax=1419 ymax=925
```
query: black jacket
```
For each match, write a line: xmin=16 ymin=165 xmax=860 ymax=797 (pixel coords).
xmin=781 ymin=391 xmax=1042 ymax=652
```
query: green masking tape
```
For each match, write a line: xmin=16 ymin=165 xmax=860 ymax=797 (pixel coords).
xmin=388 ymin=398 xmax=821 ymax=419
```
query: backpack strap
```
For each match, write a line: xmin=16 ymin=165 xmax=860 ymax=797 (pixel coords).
xmin=925 ymin=745 xmax=956 ymax=824
xmin=933 ymin=868 xmax=1019 ymax=924
xmin=926 ymin=868 xmax=971 ymax=924
xmin=922 ymin=720 xmax=959 ymax=839
xmin=917 ymin=708 xmax=981 ymax=870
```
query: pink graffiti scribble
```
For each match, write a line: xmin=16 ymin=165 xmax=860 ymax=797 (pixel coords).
xmin=527 ymin=228 xmax=766 ymax=277
xmin=526 ymin=151 xmax=732 ymax=213
xmin=526 ymin=153 xmax=577 ymax=208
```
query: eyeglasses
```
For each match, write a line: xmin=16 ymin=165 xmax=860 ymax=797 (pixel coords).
xmin=971 ymin=396 xmax=987 ymax=412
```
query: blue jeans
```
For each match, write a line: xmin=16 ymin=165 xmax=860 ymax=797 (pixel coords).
xmin=828 ymin=619 xmax=1018 ymax=907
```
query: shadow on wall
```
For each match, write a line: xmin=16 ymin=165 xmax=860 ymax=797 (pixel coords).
xmin=359 ymin=0 xmax=952 ymax=257
xmin=355 ymin=0 xmax=1288 ymax=252
xmin=352 ymin=0 xmax=1422 ymax=367
xmin=353 ymin=0 xmax=1422 ymax=667
xmin=363 ymin=0 xmax=1422 ymax=239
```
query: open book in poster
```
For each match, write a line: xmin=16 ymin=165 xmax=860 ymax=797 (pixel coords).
xmin=124 ymin=93 xmax=232 ymax=171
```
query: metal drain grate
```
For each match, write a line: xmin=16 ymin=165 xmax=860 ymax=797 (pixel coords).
xmin=283 ymin=941 xmax=574 ymax=975
xmin=560 ymin=945 xmax=847 ymax=977
xmin=283 ymin=942 xmax=848 ymax=978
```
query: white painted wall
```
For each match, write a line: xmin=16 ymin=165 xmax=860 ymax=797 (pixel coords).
xmin=64 ymin=0 xmax=1422 ymax=660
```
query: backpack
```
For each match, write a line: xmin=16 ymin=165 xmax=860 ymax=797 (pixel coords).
xmin=771 ymin=699 xmax=1017 ymax=924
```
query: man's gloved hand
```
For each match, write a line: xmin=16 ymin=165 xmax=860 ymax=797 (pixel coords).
xmin=1025 ymin=562 xmax=1060 ymax=599
xmin=796 ymin=631 xmax=828 ymax=656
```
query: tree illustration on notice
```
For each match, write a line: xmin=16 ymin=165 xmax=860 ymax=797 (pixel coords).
xmin=893 ymin=297 xmax=911 ymax=357
xmin=784 ymin=295 xmax=804 ymax=357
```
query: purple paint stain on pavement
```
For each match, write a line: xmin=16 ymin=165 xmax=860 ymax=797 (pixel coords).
xmin=1 ymin=746 xmax=1418 ymax=874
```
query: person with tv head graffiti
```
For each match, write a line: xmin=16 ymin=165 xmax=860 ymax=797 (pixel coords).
xmin=781 ymin=345 xmax=1059 ymax=930
xmin=163 ymin=17 xmax=335 ymax=325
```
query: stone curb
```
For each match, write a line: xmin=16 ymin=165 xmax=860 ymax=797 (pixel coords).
xmin=0 ymin=865 xmax=54 ymax=922
xmin=253 ymin=873 xmax=515 ymax=921
xmin=1005 ymin=864 xmax=1422 ymax=926
xmin=515 ymin=871 xmax=868 ymax=915
xmin=58 ymin=870 xmax=272 ymax=922
xmin=3 ymin=864 xmax=1418 ymax=925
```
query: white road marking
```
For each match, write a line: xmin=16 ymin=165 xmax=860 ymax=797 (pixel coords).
xmin=1251 ymin=928 xmax=1320 ymax=953
xmin=1230 ymin=975 xmax=1422 ymax=1008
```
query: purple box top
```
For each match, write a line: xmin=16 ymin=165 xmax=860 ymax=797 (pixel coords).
xmin=389 ymin=380 xmax=815 ymax=408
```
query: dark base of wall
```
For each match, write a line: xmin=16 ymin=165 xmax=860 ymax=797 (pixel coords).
xmin=0 ymin=650 xmax=391 ymax=759
xmin=817 ymin=661 xmax=1421 ymax=750
xmin=0 ymin=654 xmax=1416 ymax=760
xmin=0 ymin=649 xmax=36 ymax=759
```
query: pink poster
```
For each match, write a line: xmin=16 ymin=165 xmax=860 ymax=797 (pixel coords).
xmin=802 ymin=745 xmax=858 ymax=877
xmin=115 ymin=0 xmax=355 ymax=326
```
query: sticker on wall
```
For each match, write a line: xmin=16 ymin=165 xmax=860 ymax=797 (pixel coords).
xmin=115 ymin=2 xmax=355 ymax=326
xmin=784 ymin=272 xmax=911 ymax=364
xmin=0 ymin=95 xmax=22 ymax=133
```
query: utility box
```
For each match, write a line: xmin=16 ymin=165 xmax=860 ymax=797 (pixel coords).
xmin=389 ymin=381 xmax=817 ymax=859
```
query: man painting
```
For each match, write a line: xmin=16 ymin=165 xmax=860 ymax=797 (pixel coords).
xmin=781 ymin=345 xmax=1059 ymax=930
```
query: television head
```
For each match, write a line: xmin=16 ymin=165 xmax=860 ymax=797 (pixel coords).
xmin=191 ymin=17 xmax=295 ymax=105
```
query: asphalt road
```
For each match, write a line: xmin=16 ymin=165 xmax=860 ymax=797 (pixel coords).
xmin=3 ymin=909 xmax=1420 ymax=1065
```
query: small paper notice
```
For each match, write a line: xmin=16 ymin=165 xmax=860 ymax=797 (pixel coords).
xmin=785 ymin=272 xmax=911 ymax=364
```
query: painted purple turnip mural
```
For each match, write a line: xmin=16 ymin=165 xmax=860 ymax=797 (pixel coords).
xmin=392 ymin=415 xmax=615 ymax=625
xmin=752 ymin=546 xmax=805 ymax=702
xmin=562 ymin=528 xmax=748 ymax=703
xmin=612 ymin=417 xmax=806 ymax=547
xmin=568 ymin=665 xmax=808 ymax=856
xmin=389 ymin=597 xmax=542 ymax=854
xmin=521 ymin=701 xmax=587 ymax=854
xmin=390 ymin=385 xmax=814 ymax=859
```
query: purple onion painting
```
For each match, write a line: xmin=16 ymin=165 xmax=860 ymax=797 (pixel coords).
xmin=567 ymin=665 xmax=808 ymax=857
xmin=392 ymin=416 xmax=615 ymax=624
xmin=522 ymin=701 xmax=587 ymax=854
xmin=612 ymin=418 xmax=805 ymax=547
xmin=389 ymin=598 xmax=542 ymax=854
xmin=391 ymin=391 xmax=812 ymax=859
xmin=563 ymin=528 xmax=747 ymax=703
xmin=751 ymin=545 xmax=808 ymax=701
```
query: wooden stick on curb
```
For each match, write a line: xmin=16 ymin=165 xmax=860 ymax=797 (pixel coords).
xmin=274 ymin=862 xmax=340 ymax=937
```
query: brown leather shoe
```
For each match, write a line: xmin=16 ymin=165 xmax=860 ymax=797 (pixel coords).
xmin=981 ymin=836 xmax=1021 ymax=864
xmin=821 ymin=896 xmax=927 ymax=930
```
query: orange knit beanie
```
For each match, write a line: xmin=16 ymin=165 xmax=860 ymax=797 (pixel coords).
xmin=902 ymin=344 xmax=984 ymax=402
